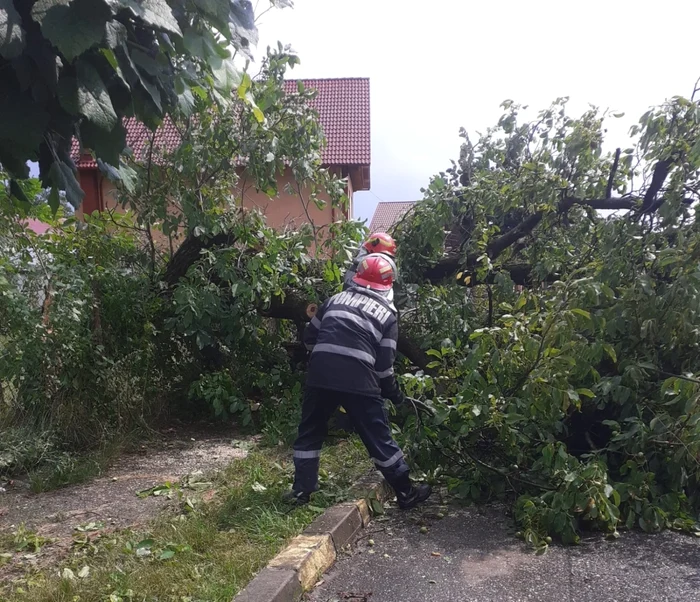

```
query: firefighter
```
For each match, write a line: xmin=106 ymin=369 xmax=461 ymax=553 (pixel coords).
xmin=285 ymin=254 xmax=432 ymax=510
xmin=343 ymin=232 xmax=398 ymax=309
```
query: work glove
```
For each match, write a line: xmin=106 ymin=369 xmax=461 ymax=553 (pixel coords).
xmin=390 ymin=390 xmax=406 ymax=407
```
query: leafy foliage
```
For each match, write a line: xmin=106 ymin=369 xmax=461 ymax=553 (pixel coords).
xmin=0 ymin=0 xmax=288 ymax=210
xmin=394 ymin=94 xmax=700 ymax=548
xmin=0 ymin=47 xmax=362 ymax=477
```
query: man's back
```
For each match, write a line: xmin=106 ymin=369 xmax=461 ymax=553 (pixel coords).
xmin=304 ymin=287 xmax=397 ymax=397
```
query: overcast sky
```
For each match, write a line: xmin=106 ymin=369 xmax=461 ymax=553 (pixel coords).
xmin=254 ymin=0 xmax=699 ymax=223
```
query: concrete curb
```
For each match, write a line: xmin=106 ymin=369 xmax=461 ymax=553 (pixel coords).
xmin=232 ymin=475 xmax=393 ymax=602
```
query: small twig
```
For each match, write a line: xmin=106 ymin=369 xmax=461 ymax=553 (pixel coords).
xmin=354 ymin=528 xmax=387 ymax=543
xmin=691 ymin=76 xmax=700 ymax=102
xmin=146 ymin=129 xmax=157 ymax=194
xmin=639 ymin=364 xmax=700 ymax=386
xmin=606 ymin=148 xmax=621 ymax=199
xmin=486 ymin=285 xmax=493 ymax=327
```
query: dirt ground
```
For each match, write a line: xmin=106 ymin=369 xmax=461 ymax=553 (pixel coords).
xmin=0 ymin=425 xmax=253 ymax=579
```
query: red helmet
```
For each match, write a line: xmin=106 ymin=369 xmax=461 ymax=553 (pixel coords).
xmin=363 ymin=232 xmax=397 ymax=257
xmin=352 ymin=254 xmax=395 ymax=291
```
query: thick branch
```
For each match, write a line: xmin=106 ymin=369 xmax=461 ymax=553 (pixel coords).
xmin=605 ymin=148 xmax=621 ymax=199
xmin=642 ymin=159 xmax=672 ymax=212
xmin=261 ymin=292 xmax=318 ymax=321
xmin=162 ymin=232 xmax=236 ymax=288
xmin=486 ymin=212 xmax=544 ymax=258
xmin=397 ymin=331 xmax=433 ymax=371
xmin=425 ymin=196 xmax=641 ymax=283
xmin=259 ymin=291 xmax=432 ymax=370
xmin=560 ymin=196 xmax=638 ymax=211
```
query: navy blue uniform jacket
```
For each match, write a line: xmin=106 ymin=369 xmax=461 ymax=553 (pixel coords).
xmin=303 ymin=286 xmax=402 ymax=403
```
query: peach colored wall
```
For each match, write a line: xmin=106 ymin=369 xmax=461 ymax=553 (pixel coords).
xmin=76 ymin=166 xmax=352 ymax=252
xmin=237 ymin=167 xmax=349 ymax=233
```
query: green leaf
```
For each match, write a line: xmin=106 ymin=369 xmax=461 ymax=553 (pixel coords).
xmin=602 ymin=343 xmax=617 ymax=364
xmin=576 ymin=388 xmax=595 ymax=398
xmin=177 ymin=85 xmax=196 ymax=116
xmin=571 ymin=308 xmax=591 ymax=320
xmin=80 ymin=120 xmax=126 ymax=166
xmin=193 ymin=0 xmax=231 ymax=35
xmin=9 ymin=180 xmax=30 ymax=210
xmin=0 ymin=0 xmax=26 ymax=59
xmin=101 ymin=47 xmax=119 ymax=69
xmin=31 ymin=0 xmax=112 ymax=62
xmin=49 ymin=161 xmax=85 ymax=209
xmin=251 ymin=103 xmax=264 ymax=123
xmin=118 ymin=48 xmax=163 ymax=114
xmin=158 ymin=549 xmax=175 ymax=560
xmin=184 ymin=26 xmax=230 ymax=60
xmin=136 ymin=538 xmax=154 ymax=550
xmin=96 ymin=159 xmax=121 ymax=181
xmin=369 ymin=497 xmax=384 ymax=515
xmin=130 ymin=49 xmax=162 ymax=77
xmin=116 ymin=163 xmax=138 ymax=193
xmin=211 ymin=55 xmax=242 ymax=95
xmin=104 ymin=20 xmax=127 ymax=49
xmin=75 ymin=62 xmax=118 ymax=131
xmin=193 ymin=0 xmax=231 ymax=22
xmin=0 ymin=98 xmax=50 ymax=160
xmin=690 ymin=136 xmax=700 ymax=164
xmin=48 ymin=187 xmax=61 ymax=214
xmin=57 ymin=76 xmax=80 ymax=115
xmin=229 ymin=0 xmax=258 ymax=56
xmin=107 ymin=0 xmax=182 ymax=36
xmin=237 ymin=73 xmax=252 ymax=99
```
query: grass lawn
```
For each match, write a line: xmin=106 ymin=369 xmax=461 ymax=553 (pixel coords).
xmin=0 ymin=439 xmax=372 ymax=602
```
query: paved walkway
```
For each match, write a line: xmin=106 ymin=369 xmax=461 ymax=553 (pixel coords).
xmin=307 ymin=503 xmax=700 ymax=602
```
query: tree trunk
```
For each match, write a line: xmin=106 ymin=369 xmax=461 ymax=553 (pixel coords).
xmin=162 ymin=232 xmax=236 ymax=288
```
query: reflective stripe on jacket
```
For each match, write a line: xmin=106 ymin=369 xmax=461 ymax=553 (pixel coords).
xmin=304 ymin=286 xmax=402 ymax=401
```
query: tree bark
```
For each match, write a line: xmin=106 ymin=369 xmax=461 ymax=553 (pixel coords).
xmin=261 ymin=292 xmax=318 ymax=321
xmin=162 ymin=232 xmax=236 ymax=288
xmin=425 ymin=195 xmax=646 ymax=284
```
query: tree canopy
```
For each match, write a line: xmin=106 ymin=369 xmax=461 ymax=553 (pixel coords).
xmin=2 ymin=7 xmax=699 ymax=546
xmin=0 ymin=0 xmax=291 ymax=212
xmin=392 ymin=93 xmax=700 ymax=547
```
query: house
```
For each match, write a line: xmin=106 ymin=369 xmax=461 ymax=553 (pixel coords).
xmin=370 ymin=200 xmax=470 ymax=250
xmin=71 ymin=78 xmax=371 ymax=232
xmin=368 ymin=200 xmax=416 ymax=233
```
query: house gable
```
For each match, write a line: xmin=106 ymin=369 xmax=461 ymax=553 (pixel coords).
xmin=369 ymin=201 xmax=416 ymax=233
xmin=71 ymin=78 xmax=371 ymax=192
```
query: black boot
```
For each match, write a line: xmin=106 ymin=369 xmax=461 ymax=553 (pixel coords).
xmin=282 ymin=489 xmax=310 ymax=505
xmin=392 ymin=476 xmax=432 ymax=510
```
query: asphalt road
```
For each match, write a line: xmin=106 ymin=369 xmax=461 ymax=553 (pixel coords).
xmin=307 ymin=502 xmax=700 ymax=602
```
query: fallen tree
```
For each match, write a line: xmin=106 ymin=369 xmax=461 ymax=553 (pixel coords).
xmin=5 ymin=50 xmax=700 ymax=551
xmin=389 ymin=95 xmax=700 ymax=548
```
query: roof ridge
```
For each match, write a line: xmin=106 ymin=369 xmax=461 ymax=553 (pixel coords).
xmin=73 ymin=79 xmax=371 ymax=179
xmin=285 ymin=77 xmax=369 ymax=82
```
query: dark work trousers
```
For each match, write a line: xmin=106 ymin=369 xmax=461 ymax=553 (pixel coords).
xmin=293 ymin=386 xmax=410 ymax=494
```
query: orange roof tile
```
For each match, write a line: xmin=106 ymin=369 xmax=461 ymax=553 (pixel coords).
xmin=72 ymin=77 xmax=370 ymax=172
xmin=368 ymin=201 xmax=416 ymax=233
